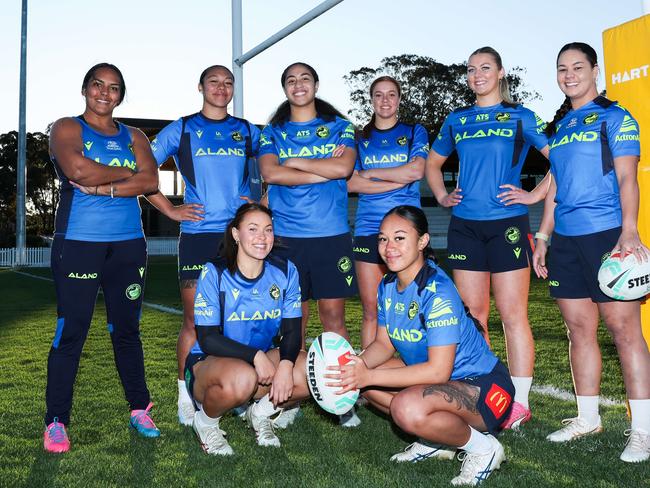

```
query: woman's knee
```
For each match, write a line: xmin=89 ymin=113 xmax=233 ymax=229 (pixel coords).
xmin=390 ymin=390 xmax=428 ymax=432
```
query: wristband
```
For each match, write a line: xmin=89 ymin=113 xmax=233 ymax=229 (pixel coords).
xmin=534 ymin=232 xmax=549 ymax=242
xmin=110 ymin=182 xmax=114 ymax=199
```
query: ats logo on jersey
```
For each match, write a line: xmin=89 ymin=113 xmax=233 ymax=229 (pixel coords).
xmin=296 ymin=130 xmax=311 ymax=138
xmin=495 ymin=112 xmax=511 ymax=122
xmin=397 ymin=136 xmax=408 ymax=146
xmin=231 ymin=131 xmax=243 ymax=142
xmin=316 ymin=126 xmax=330 ymax=138
xmin=269 ymin=284 xmax=280 ymax=300
xmin=476 ymin=113 xmax=489 ymax=122
xmin=485 ymin=383 xmax=512 ymax=418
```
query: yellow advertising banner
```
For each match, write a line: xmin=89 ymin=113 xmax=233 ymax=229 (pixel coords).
xmin=603 ymin=15 xmax=650 ymax=346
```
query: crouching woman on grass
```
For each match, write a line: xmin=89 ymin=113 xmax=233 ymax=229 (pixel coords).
xmin=185 ymin=203 xmax=309 ymax=455
xmin=329 ymin=205 xmax=514 ymax=486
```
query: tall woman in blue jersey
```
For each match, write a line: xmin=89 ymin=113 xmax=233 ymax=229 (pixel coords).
xmin=43 ymin=63 xmax=160 ymax=453
xmin=348 ymin=76 xmax=429 ymax=348
xmin=331 ymin=206 xmax=514 ymax=485
xmin=533 ymin=43 xmax=650 ymax=462
xmin=186 ymin=203 xmax=308 ymax=455
xmin=425 ymin=47 xmax=550 ymax=429
xmin=146 ymin=65 xmax=260 ymax=426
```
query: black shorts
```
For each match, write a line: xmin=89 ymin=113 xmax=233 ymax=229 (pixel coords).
xmin=178 ymin=232 xmax=224 ymax=281
xmin=447 ymin=214 xmax=533 ymax=273
xmin=458 ymin=360 xmax=515 ymax=435
xmin=274 ymin=233 xmax=358 ymax=301
xmin=184 ymin=352 xmax=208 ymax=410
xmin=548 ymin=228 xmax=621 ymax=302
xmin=353 ymin=234 xmax=383 ymax=264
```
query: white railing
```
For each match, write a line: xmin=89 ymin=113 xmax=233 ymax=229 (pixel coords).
xmin=0 ymin=247 xmax=51 ymax=267
xmin=147 ymin=237 xmax=178 ymax=256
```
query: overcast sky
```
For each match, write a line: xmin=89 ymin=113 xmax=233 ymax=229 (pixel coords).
xmin=0 ymin=0 xmax=646 ymax=134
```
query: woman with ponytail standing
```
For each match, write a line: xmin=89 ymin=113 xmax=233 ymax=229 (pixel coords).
xmin=425 ymin=47 xmax=550 ymax=431
xmin=258 ymin=62 xmax=359 ymax=427
xmin=533 ymin=42 xmax=650 ymax=462
xmin=348 ymin=76 xmax=429 ymax=348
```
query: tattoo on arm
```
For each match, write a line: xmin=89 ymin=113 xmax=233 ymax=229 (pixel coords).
xmin=422 ymin=383 xmax=480 ymax=414
xmin=180 ymin=279 xmax=198 ymax=289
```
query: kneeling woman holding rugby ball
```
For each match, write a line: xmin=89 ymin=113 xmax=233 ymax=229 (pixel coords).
xmin=186 ymin=203 xmax=309 ymax=455
xmin=330 ymin=206 xmax=514 ymax=486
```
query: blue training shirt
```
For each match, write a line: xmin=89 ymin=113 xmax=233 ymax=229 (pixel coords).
xmin=258 ymin=116 xmax=356 ymax=237
xmin=151 ymin=113 xmax=261 ymax=233
xmin=377 ymin=259 xmax=497 ymax=379
xmin=548 ymin=97 xmax=641 ymax=236
xmin=51 ymin=117 xmax=144 ymax=242
xmin=354 ymin=122 xmax=429 ymax=236
xmin=431 ymin=102 xmax=548 ymax=220
xmin=191 ymin=256 xmax=302 ymax=354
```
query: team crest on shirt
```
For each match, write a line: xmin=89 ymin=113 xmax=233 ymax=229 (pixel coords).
xmin=269 ymin=284 xmax=281 ymax=300
xmin=504 ymin=227 xmax=521 ymax=244
xmin=397 ymin=136 xmax=408 ymax=146
xmin=408 ymin=301 xmax=419 ymax=320
xmin=260 ymin=134 xmax=272 ymax=146
xmin=231 ymin=131 xmax=243 ymax=142
xmin=495 ymin=112 xmax=511 ymax=122
xmin=583 ymin=113 xmax=599 ymax=125
xmin=337 ymin=256 xmax=352 ymax=273
xmin=316 ymin=126 xmax=330 ymax=138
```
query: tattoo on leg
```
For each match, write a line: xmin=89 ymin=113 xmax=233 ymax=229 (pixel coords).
xmin=180 ymin=279 xmax=198 ymax=290
xmin=422 ymin=383 xmax=480 ymax=414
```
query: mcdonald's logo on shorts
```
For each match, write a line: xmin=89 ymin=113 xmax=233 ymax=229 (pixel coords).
xmin=485 ymin=383 xmax=512 ymax=418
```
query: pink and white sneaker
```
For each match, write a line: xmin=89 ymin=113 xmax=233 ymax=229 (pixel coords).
xmin=44 ymin=417 xmax=70 ymax=453
xmin=501 ymin=401 xmax=532 ymax=430
xmin=130 ymin=402 xmax=161 ymax=438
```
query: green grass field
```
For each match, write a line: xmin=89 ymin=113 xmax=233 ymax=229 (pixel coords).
xmin=0 ymin=257 xmax=647 ymax=488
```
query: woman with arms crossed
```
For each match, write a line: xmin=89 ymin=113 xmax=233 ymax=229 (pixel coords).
xmin=332 ymin=206 xmax=514 ymax=486
xmin=348 ymin=76 xmax=429 ymax=348
xmin=426 ymin=47 xmax=550 ymax=429
xmin=186 ymin=203 xmax=308 ymax=455
xmin=258 ymin=62 xmax=359 ymax=427
xmin=147 ymin=65 xmax=260 ymax=426
xmin=44 ymin=63 xmax=159 ymax=453
xmin=533 ymin=42 xmax=650 ymax=462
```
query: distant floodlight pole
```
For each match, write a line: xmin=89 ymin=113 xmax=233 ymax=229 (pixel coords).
xmin=231 ymin=0 xmax=344 ymax=117
xmin=16 ymin=0 xmax=28 ymax=267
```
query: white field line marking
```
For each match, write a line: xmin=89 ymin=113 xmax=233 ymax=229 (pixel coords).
xmin=10 ymin=270 xmax=627 ymax=407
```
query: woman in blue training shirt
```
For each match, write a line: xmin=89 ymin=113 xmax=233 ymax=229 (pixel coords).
xmin=186 ymin=203 xmax=308 ymax=455
xmin=348 ymin=76 xmax=429 ymax=349
xmin=331 ymin=206 xmax=514 ymax=486
xmin=43 ymin=63 xmax=159 ymax=453
xmin=533 ymin=42 xmax=650 ymax=462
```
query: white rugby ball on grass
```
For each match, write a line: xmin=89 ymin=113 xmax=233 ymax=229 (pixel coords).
xmin=598 ymin=250 xmax=650 ymax=300
xmin=306 ymin=332 xmax=359 ymax=415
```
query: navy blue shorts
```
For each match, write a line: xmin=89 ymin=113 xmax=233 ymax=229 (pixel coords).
xmin=353 ymin=234 xmax=383 ymax=264
xmin=458 ymin=360 xmax=514 ymax=435
xmin=184 ymin=352 xmax=208 ymax=410
xmin=274 ymin=233 xmax=358 ymax=301
xmin=447 ymin=214 xmax=533 ymax=273
xmin=178 ymin=232 xmax=224 ymax=281
xmin=548 ymin=228 xmax=620 ymax=302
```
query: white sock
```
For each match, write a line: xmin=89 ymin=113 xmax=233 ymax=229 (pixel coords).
xmin=195 ymin=407 xmax=219 ymax=427
xmin=511 ymin=376 xmax=532 ymax=408
xmin=253 ymin=394 xmax=280 ymax=417
xmin=629 ymin=399 xmax=650 ymax=432
xmin=576 ymin=395 xmax=600 ymax=425
xmin=178 ymin=379 xmax=192 ymax=403
xmin=459 ymin=427 xmax=492 ymax=455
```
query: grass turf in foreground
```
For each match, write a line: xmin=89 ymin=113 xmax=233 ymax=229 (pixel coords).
xmin=0 ymin=261 xmax=647 ymax=487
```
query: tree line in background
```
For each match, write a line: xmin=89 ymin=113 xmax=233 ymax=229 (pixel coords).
xmin=0 ymin=55 xmax=542 ymax=247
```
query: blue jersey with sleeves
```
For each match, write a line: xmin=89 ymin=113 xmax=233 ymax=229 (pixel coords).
xmin=191 ymin=255 xmax=302 ymax=354
xmin=258 ymin=116 xmax=356 ymax=237
xmin=51 ymin=117 xmax=143 ymax=242
xmin=431 ymin=102 xmax=548 ymax=220
xmin=151 ymin=113 xmax=260 ymax=233
xmin=548 ymin=97 xmax=640 ymax=236
xmin=377 ymin=260 xmax=497 ymax=379
xmin=354 ymin=123 xmax=429 ymax=236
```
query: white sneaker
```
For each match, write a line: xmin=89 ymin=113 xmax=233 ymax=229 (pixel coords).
xmin=178 ymin=398 xmax=196 ymax=427
xmin=246 ymin=404 xmax=281 ymax=447
xmin=546 ymin=417 xmax=603 ymax=443
xmin=272 ymin=406 xmax=301 ymax=429
xmin=192 ymin=416 xmax=233 ymax=456
xmin=620 ymin=429 xmax=650 ymax=463
xmin=390 ymin=441 xmax=456 ymax=463
xmin=451 ymin=435 xmax=505 ymax=486
xmin=339 ymin=408 xmax=361 ymax=428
